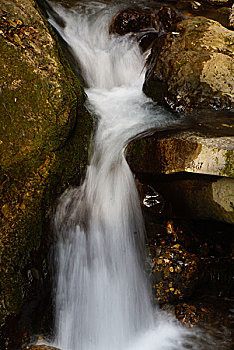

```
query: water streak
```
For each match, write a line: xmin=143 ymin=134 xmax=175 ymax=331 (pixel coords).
xmin=47 ymin=2 xmax=231 ymax=349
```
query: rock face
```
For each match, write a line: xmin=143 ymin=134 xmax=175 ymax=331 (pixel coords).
xmin=127 ymin=131 xmax=234 ymax=177
xmin=127 ymin=131 xmax=234 ymax=223
xmin=143 ymin=17 xmax=234 ymax=112
xmin=156 ymin=175 xmax=234 ymax=223
xmin=0 ymin=0 xmax=92 ymax=345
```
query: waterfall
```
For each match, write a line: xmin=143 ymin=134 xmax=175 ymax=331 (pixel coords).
xmin=45 ymin=1 xmax=230 ymax=350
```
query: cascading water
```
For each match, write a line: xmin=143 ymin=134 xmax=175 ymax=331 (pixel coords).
xmin=45 ymin=1 xmax=231 ymax=350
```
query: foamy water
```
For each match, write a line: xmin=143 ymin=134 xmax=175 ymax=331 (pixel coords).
xmin=44 ymin=1 xmax=232 ymax=349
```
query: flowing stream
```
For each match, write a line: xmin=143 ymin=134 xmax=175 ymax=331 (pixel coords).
xmin=46 ymin=1 xmax=231 ymax=349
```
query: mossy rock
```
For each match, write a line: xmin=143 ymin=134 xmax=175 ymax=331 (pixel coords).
xmin=0 ymin=0 xmax=92 ymax=335
xmin=143 ymin=16 xmax=234 ymax=112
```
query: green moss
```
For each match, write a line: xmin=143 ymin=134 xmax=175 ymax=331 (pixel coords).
xmin=0 ymin=2 xmax=93 ymax=328
xmin=0 ymin=37 xmax=72 ymax=173
xmin=220 ymin=150 xmax=234 ymax=177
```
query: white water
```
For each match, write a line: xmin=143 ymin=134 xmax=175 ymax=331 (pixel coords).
xmin=47 ymin=2 xmax=231 ymax=350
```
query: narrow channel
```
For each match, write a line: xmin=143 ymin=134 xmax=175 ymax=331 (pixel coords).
xmin=46 ymin=1 xmax=231 ymax=349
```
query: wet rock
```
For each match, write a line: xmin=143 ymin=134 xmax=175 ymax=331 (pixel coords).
xmin=146 ymin=218 xmax=233 ymax=301
xmin=0 ymin=0 xmax=92 ymax=346
xmin=202 ymin=0 xmax=232 ymax=5
xmin=157 ymin=6 xmax=182 ymax=31
xmin=174 ymin=302 xmax=219 ymax=327
xmin=127 ymin=131 xmax=234 ymax=177
xmin=153 ymin=175 xmax=234 ymax=224
xmin=228 ymin=4 xmax=234 ymax=29
xmin=176 ymin=0 xmax=233 ymax=29
xmin=137 ymin=30 xmax=159 ymax=52
xmin=200 ymin=256 xmax=233 ymax=297
xmin=174 ymin=297 xmax=233 ymax=330
xmin=29 ymin=345 xmax=61 ymax=350
xmin=190 ymin=1 xmax=203 ymax=10
xmin=143 ymin=17 xmax=234 ymax=112
xmin=177 ymin=0 xmax=204 ymax=11
xmin=127 ymin=131 xmax=234 ymax=223
xmin=109 ymin=8 xmax=158 ymax=36
xmin=109 ymin=6 xmax=183 ymax=52
xmin=175 ymin=303 xmax=203 ymax=327
xmin=178 ymin=0 xmax=232 ymax=7
xmin=136 ymin=181 xmax=165 ymax=215
xmin=146 ymin=220 xmax=181 ymax=247
xmin=145 ymin=220 xmax=197 ymax=257
xmin=150 ymin=243 xmax=200 ymax=303
xmin=146 ymin=218 xmax=233 ymax=256
xmin=109 ymin=6 xmax=182 ymax=48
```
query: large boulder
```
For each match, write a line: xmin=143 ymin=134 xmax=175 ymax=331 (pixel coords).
xmin=127 ymin=131 xmax=234 ymax=223
xmin=143 ymin=16 xmax=234 ymax=113
xmin=109 ymin=6 xmax=182 ymax=51
xmin=109 ymin=8 xmax=159 ymax=36
xmin=0 ymin=0 xmax=92 ymax=346
xmin=109 ymin=6 xmax=182 ymax=36
xmin=127 ymin=131 xmax=234 ymax=177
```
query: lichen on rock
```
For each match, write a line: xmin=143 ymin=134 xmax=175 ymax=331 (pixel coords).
xmin=0 ymin=0 xmax=92 ymax=344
